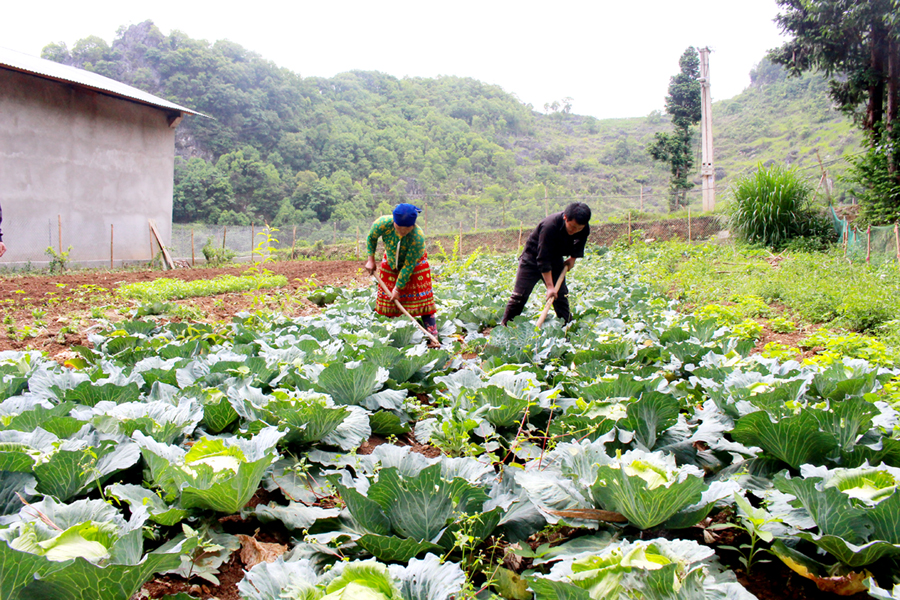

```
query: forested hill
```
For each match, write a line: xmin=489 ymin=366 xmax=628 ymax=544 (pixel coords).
xmin=43 ymin=21 xmax=860 ymax=226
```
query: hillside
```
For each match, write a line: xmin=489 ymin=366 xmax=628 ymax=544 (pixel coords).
xmin=529 ymin=61 xmax=861 ymax=213
xmin=42 ymin=21 xmax=861 ymax=226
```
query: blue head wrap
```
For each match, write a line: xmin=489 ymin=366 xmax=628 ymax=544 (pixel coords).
xmin=392 ymin=203 xmax=421 ymax=227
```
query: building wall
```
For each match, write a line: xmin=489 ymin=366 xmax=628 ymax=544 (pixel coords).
xmin=0 ymin=68 xmax=175 ymax=267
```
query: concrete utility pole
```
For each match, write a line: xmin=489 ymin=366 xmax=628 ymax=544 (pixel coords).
xmin=699 ymin=47 xmax=715 ymax=212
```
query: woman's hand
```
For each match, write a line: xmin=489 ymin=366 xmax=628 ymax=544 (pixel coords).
xmin=364 ymin=256 xmax=376 ymax=275
xmin=390 ymin=286 xmax=401 ymax=302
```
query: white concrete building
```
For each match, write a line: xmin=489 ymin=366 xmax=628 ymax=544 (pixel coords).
xmin=0 ymin=47 xmax=201 ymax=268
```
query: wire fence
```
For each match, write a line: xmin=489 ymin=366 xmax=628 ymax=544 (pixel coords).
xmin=26 ymin=202 xmax=900 ymax=272
xmin=0 ymin=202 xmax=724 ymax=272
xmin=831 ymin=208 xmax=900 ymax=265
xmin=169 ymin=209 xmax=725 ymax=265
xmin=0 ymin=216 xmax=168 ymax=272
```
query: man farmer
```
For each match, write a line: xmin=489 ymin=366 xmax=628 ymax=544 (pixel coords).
xmin=364 ymin=203 xmax=439 ymax=342
xmin=500 ymin=202 xmax=591 ymax=325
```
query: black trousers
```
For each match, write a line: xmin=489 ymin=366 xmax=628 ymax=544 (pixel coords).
xmin=501 ymin=260 xmax=570 ymax=325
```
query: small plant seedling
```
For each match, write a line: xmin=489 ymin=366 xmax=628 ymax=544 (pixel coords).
xmin=45 ymin=245 xmax=73 ymax=273
xmin=708 ymin=494 xmax=780 ymax=575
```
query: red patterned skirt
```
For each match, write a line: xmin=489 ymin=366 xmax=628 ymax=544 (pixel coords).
xmin=376 ymin=252 xmax=436 ymax=318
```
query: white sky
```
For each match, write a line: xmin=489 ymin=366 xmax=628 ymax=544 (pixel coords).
xmin=1 ymin=0 xmax=787 ymax=120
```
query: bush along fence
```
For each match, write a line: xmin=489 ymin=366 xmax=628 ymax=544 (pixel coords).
xmin=831 ymin=207 xmax=900 ymax=265
xmin=169 ymin=211 xmax=724 ymax=265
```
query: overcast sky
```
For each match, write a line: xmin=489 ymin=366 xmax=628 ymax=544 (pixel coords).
xmin=1 ymin=0 xmax=787 ymax=119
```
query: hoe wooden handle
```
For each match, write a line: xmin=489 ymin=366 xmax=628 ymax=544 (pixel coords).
xmin=536 ymin=265 xmax=568 ymax=329
xmin=371 ymin=275 xmax=440 ymax=346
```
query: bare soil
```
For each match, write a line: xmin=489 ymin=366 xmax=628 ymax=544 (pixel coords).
xmin=0 ymin=260 xmax=369 ymax=359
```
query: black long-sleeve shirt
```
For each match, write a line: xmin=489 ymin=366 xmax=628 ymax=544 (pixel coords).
xmin=521 ymin=212 xmax=590 ymax=273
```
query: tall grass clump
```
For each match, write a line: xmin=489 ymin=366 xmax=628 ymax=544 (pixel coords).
xmin=725 ymin=163 xmax=829 ymax=249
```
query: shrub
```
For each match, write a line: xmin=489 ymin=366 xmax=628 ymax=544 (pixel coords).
xmin=768 ymin=316 xmax=797 ymax=333
xmin=725 ymin=163 xmax=824 ymax=249
xmin=201 ymin=237 xmax=236 ymax=266
xmin=780 ymin=214 xmax=837 ymax=251
xmin=45 ymin=245 xmax=72 ymax=273
xmin=842 ymin=130 xmax=900 ymax=225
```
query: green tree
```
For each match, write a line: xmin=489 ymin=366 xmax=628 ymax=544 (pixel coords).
xmin=770 ymin=0 xmax=899 ymax=134
xmin=293 ymin=180 xmax=339 ymax=222
xmin=216 ymin=147 xmax=287 ymax=222
xmin=71 ymin=35 xmax=110 ymax=66
xmin=770 ymin=0 xmax=900 ymax=221
xmin=41 ymin=42 xmax=71 ymax=63
xmin=648 ymin=47 xmax=702 ymax=212
xmin=173 ymin=157 xmax=235 ymax=223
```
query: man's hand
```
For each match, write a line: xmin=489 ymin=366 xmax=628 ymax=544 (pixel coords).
xmin=564 ymin=257 xmax=577 ymax=272
xmin=541 ymin=270 xmax=557 ymax=303
xmin=364 ymin=256 xmax=376 ymax=275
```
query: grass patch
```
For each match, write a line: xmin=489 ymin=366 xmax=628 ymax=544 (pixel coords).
xmin=632 ymin=240 xmax=900 ymax=360
xmin=117 ymin=274 xmax=288 ymax=303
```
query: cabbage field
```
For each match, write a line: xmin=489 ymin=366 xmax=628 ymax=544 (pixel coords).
xmin=1 ymin=245 xmax=899 ymax=600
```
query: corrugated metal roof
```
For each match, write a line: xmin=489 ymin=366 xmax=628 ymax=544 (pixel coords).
xmin=0 ymin=46 xmax=205 ymax=117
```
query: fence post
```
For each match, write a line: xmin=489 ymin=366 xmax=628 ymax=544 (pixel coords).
xmin=251 ymin=223 xmax=255 ymax=260
xmin=628 ymin=212 xmax=632 ymax=244
xmin=866 ymin=225 xmax=871 ymax=264
xmin=356 ymin=226 xmax=360 ymax=259
xmin=518 ymin=221 xmax=523 ymax=249
xmin=843 ymin=222 xmax=848 ymax=256
xmin=640 ymin=185 xmax=643 ymax=211
xmin=459 ymin=221 xmax=463 ymax=256
xmin=333 ymin=221 xmax=337 ymax=246
xmin=149 ymin=223 xmax=154 ymax=264
xmin=58 ymin=215 xmax=62 ymax=256
xmin=110 ymin=224 xmax=114 ymax=269
xmin=895 ymin=223 xmax=899 ymax=264
xmin=474 ymin=208 xmax=479 ymax=233
xmin=292 ymin=226 xmax=297 ymax=260
xmin=191 ymin=228 xmax=195 ymax=266
xmin=424 ymin=204 xmax=428 ymax=236
xmin=223 ymin=226 xmax=227 ymax=249
xmin=688 ymin=207 xmax=692 ymax=242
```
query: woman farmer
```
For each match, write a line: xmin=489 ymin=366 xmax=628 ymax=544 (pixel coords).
xmin=364 ymin=203 xmax=439 ymax=341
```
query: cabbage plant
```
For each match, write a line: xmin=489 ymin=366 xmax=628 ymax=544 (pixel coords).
xmin=517 ymin=440 xmax=734 ymax=530
xmin=418 ymin=367 xmax=558 ymax=441
xmin=238 ymin=554 xmax=465 ymax=600
xmin=315 ymin=362 xmax=407 ymax=410
xmin=0 ymin=426 xmax=139 ymax=502
xmin=135 ymin=427 xmax=284 ymax=513
xmin=526 ymin=538 xmax=756 ymax=600
xmin=335 ymin=463 xmax=503 ymax=562
xmin=773 ymin=465 xmax=900 ymax=567
xmin=731 ymin=396 xmax=900 ymax=470
xmin=0 ymin=497 xmax=195 ymax=600
xmin=235 ymin=389 xmax=370 ymax=451
xmin=70 ymin=398 xmax=202 ymax=444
